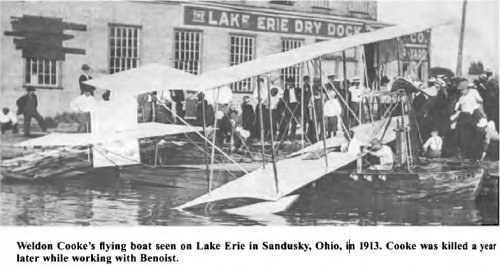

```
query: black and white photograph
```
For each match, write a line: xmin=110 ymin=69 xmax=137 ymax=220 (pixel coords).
xmin=0 ymin=0 xmax=498 ymax=226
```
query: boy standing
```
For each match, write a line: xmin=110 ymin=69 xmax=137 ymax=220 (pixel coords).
xmin=423 ymin=130 xmax=443 ymax=158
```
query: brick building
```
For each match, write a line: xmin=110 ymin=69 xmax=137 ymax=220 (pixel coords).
xmin=1 ymin=1 xmax=429 ymax=117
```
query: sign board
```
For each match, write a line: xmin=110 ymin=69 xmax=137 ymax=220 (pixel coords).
xmin=184 ymin=6 xmax=365 ymax=38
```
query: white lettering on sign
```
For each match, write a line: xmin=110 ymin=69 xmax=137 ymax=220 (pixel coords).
xmin=230 ymin=13 xmax=240 ymax=27
xmin=346 ymin=25 xmax=353 ymax=36
xmin=185 ymin=7 xmax=367 ymax=38
xmin=418 ymin=33 xmax=425 ymax=43
xmin=281 ymin=18 xmax=289 ymax=32
xmin=409 ymin=33 xmax=427 ymax=44
xmin=219 ymin=12 xmax=229 ymax=26
xmin=241 ymin=14 xmax=250 ymax=27
xmin=410 ymin=33 xmax=417 ymax=42
xmin=257 ymin=17 xmax=266 ymax=30
xmin=402 ymin=48 xmax=428 ymax=60
xmin=304 ymin=21 xmax=313 ymax=34
xmin=267 ymin=17 xmax=276 ymax=31
xmin=208 ymin=11 xmax=217 ymax=25
xmin=337 ymin=25 xmax=345 ymax=37
xmin=354 ymin=26 xmax=362 ymax=35
xmin=328 ymin=23 xmax=336 ymax=35
xmin=295 ymin=20 xmax=303 ymax=33
xmin=313 ymin=21 xmax=322 ymax=34
xmin=192 ymin=10 xmax=206 ymax=23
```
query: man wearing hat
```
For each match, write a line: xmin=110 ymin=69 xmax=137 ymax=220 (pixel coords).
xmin=306 ymin=77 xmax=324 ymax=143
xmin=253 ymin=77 xmax=270 ymax=137
xmin=79 ymin=64 xmax=94 ymax=96
xmin=450 ymin=79 xmax=485 ymax=159
xmin=268 ymin=81 xmax=283 ymax=139
xmin=16 ymin=87 xmax=46 ymax=136
xmin=348 ymin=77 xmax=367 ymax=126
xmin=484 ymin=68 xmax=493 ymax=79
xmin=241 ymin=95 xmax=254 ymax=135
xmin=454 ymin=79 xmax=483 ymax=120
xmin=280 ymin=77 xmax=301 ymax=141
xmin=420 ymin=77 xmax=439 ymax=97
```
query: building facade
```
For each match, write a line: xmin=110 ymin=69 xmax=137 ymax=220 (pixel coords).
xmin=1 ymin=1 xmax=427 ymax=117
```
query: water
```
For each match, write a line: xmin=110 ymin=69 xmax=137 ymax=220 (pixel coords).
xmin=1 ymin=170 xmax=497 ymax=226
xmin=1 ymin=143 xmax=498 ymax=226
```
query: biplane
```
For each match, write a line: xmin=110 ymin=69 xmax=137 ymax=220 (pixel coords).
xmin=2 ymin=17 xmax=483 ymax=216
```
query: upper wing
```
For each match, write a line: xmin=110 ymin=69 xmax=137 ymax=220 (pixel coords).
xmin=177 ymin=19 xmax=452 ymax=92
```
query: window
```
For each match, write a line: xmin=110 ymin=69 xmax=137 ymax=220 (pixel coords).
xmin=349 ymin=1 xmax=370 ymax=14
xmin=281 ymin=39 xmax=304 ymax=88
xmin=312 ymin=0 xmax=330 ymax=8
xmin=230 ymin=35 xmax=255 ymax=93
xmin=174 ymin=30 xmax=202 ymax=75
xmin=24 ymin=58 xmax=60 ymax=88
xmin=109 ymin=24 xmax=141 ymax=74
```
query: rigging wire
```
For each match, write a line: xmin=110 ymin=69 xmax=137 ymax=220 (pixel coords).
xmin=157 ymin=102 xmax=249 ymax=174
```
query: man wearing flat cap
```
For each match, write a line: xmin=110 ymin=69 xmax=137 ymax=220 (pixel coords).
xmin=79 ymin=64 xmax=94 ymax=96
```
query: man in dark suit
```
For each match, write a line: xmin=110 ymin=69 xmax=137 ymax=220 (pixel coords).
xmin=171 ymin=90 xmax=185 ymax=123
xmin=79 ymin=64 xmax=94 ymax=95
xmin=280 ymin=77 xmax=301 ymax=141
xmin=241 ymin=96 xmax=255 ymax=134
xmin=16 ymin=88 xmax=46 ymax=136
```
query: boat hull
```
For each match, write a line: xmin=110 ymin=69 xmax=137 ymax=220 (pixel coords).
xmin=332 ymin=165 xmax=485 ymax=202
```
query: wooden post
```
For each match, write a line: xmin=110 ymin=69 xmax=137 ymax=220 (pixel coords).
xmin=201 ymin=97 xmax=210 ymax=185
xmin=396 ymin=38 xmax=401 ymax=77
xmin=318 ymin=58 xmax=329 ymax=169
xmin=342 ymin=51 xmax=349 ymax=129
xmin=456 ymin=0 xmax=467 ymax=76
xmin=399 ymin=94 xmax=410 ymax=171
xmin=266 ymin=75 xmax=279 ymax=195
xmin=301 ymin=70 xmax=305 ymax=151
xmin=257 ymin=76 xmax=266 ymax=169
xmin=427 ymin=29 xmax=432 ymax=79
xmin=307 ymin=61 xmax=320 ymax=144
xmin=209 ymin=88 xmax=221 ymax=192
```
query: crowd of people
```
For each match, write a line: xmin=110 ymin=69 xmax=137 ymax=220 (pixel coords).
xmin=2 ymin=61 xmax=498 ymax=165
xmin=411 ymin=69 xmax=499 ymax=161
xmin=189 ymin=75 xmax=349 ymax=151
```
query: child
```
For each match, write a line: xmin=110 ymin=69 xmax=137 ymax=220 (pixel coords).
xmin=423 ymin=130 xmax=443 ymax=158
xmin=323 ymin=93 xmax=342 ymax=138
